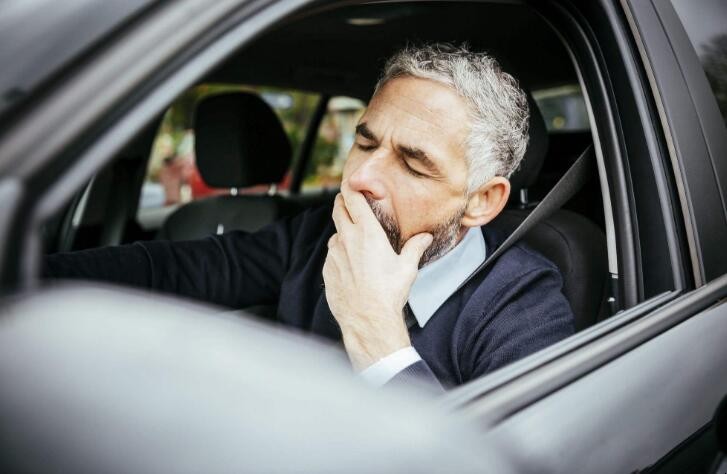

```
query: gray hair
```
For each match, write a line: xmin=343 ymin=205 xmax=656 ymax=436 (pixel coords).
xmin=374 ymin=43 xmax=530 ymax=193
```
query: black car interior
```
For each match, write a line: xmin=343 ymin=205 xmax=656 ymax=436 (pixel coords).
xmin=157 ymin=91 xmax=308 ymax=241
xmin=44 ymin=1 xmax=611 ymax=331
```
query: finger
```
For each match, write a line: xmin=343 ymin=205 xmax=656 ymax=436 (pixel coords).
xmin=400 ymin=232 xmax=433 ymax=265
xmin=322 ymin=257 xmax=335 ymax=287
xmin=331 ymin=193 xmax=353 ymax=234
xmin=339 ymin=179 xmax=378 ymax=226
xmin=327 ymin=233 xmax=339 ymax=249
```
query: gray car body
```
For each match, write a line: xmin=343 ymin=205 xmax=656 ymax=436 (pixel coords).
xmin=0 ymin=0 xmax=726 ymax=471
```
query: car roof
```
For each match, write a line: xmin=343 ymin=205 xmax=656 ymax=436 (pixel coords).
xmin=207 ymin=2 xmax=576 ymax=98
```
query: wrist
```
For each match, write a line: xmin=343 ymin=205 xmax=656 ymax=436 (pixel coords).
xmin=340 ymin=324 xmax=411 ymax=371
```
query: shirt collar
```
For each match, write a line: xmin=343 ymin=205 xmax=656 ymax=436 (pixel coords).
xmin=407 ymin=226 xmax=487 ymax=328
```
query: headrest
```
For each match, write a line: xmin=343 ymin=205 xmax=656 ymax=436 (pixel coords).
xmin=194 ymin=92 xmax=292 ymax=188
xmin=508 ymin=95 xmax=548 ymax=192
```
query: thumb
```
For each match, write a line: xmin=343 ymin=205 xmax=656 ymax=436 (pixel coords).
xmin=400 ymin=232 xmax=433 ymax=264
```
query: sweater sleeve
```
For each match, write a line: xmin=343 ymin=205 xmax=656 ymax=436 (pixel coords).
xmin=464 ymin=265 xmax=575 ymax=382
xmin=43 ymin=213 xmax=303 ymax=309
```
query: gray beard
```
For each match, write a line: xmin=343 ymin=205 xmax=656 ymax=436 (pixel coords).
xmin=365 ymin=196 xmax=465 ymax=268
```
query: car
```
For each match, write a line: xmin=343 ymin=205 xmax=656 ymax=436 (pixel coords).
xmin=0 ymin=0 xmax=726 ymax=472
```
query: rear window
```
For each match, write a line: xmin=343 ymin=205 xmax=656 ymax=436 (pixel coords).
xmin=532 ymin=85 xmax=590 ymax=132
xmin=138 ymin=84 xmax=320 ymax=212
xmin=138 ymin=85 xmax=369 ymax=219
xmin=302 ymin=97 xmax=366 ymax=192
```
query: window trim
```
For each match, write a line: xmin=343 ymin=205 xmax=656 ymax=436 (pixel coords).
xmin=622 ymin=0 xmax=727 ymax=286
xmin=290 ymin=94 xmax=330 ymax=193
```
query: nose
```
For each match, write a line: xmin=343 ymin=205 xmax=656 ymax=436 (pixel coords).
xmin=347 ymin=151 xmax=388 ymax=201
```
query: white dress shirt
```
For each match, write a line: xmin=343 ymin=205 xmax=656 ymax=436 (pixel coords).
xmin=360 ymin=226 xmax=487 ymax=386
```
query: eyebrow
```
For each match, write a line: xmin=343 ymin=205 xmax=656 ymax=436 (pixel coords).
xmin=355 ymin=122 xmax=378 ymax=142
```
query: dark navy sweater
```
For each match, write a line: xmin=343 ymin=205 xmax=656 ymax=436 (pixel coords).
xmin=44 ymin=205 xmax=574 ymax=390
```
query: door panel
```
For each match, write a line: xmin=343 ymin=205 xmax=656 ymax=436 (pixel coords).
xmin=476 ymin=295 xmax=727 ymax=473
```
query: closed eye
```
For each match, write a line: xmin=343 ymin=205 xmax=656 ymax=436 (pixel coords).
xmin=355 ymin=143 xmax=377 ymax=152
xmin=356 ymin=143 xmax=427 ymax=177
xmin=401 ymin=159 xmax=427 ymax=178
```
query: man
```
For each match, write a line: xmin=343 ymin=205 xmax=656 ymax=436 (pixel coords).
xmin=44 ymin=43 xmax=574 ymax=391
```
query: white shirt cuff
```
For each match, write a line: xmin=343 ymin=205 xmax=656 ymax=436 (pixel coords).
xmin=358 ymin=346 xmax=422 ymax=387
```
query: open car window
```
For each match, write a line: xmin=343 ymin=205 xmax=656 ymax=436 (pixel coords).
xmin=32 ymin=0 xmax=689 ymax=399
xmin=532 ymin=85 xmax=590 ymax=132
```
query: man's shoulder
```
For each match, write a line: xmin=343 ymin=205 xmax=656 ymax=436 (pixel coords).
xmin=480 ymin=226 xmax=562 ymax=291
xmin=451 ymin=227 xmax=574 ymax=377
xmin=288 ymin=202 xmax=334 ymax=236
xmin=456 ymin=226 xmax=573 ymax=332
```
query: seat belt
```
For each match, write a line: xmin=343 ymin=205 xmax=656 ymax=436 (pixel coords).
xmin=456 ymin=144 xmax=595 ymax=291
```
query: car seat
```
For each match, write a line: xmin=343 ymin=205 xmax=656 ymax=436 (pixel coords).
xmin=157 ymin=91 xmax=303 ymax=241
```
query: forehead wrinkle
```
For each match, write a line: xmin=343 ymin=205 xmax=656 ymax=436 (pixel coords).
xmin=367 ymin=90 xmax=464 ymax=133
xmin=381 ymin=77 xmax=470 ymax=127
xmin=363 ymin=101 xmax=462 ymax=164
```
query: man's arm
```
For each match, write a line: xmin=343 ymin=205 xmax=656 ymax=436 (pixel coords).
xmin=43 ymin=213 xmax=302 ymax=309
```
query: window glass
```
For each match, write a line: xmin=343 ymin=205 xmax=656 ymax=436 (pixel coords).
xmin=532 ymin=85 xmax=590 ymax=132
xmin=302 ymin=97 xmax=367 ymax=192
xmin=139 ymin=84 xmax=319 ymax=211
xmin=670 ymin=0 xmax=727 ymax=126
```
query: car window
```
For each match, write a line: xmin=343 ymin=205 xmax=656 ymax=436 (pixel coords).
xmin=532 ymin=85 xmax=590 ymax=132
xmin=301 ymin=96 xmax=367 ymax=192
xmin=670 ymin=0 xmax=727 ymax=126
xmin=138 ymin=84 xmax=320 ymax=211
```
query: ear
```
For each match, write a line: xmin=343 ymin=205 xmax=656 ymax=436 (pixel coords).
xmin=460 ymin=177 xmax=511 ymax=228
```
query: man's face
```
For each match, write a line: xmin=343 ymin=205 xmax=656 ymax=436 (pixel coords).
xmin=342 ymin=76 xmax=472 ymax=266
